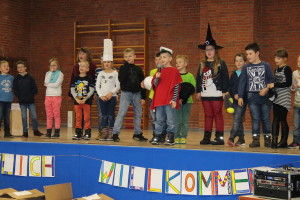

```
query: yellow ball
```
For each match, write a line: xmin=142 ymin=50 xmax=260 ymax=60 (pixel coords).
xmin=227 ymin=108 xmax=234 ymax=114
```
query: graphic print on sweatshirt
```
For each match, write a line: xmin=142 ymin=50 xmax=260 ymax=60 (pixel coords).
xmin=1 ymin=79 xmax=12 ymax=93
xmin=75 ymin=80 xmax=89 ymax=100
xmin=202 ymin=67 xmax=217 ymax=92
xmin=274 ymin=67 xmax=286 ymax=84
xmin=247 ymin=65 xmax=266 ymax=92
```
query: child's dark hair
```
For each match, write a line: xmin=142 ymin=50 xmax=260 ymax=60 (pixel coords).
xmin=78 ymin=47 xmax=93 ymax=62
xmin=245 ymin=42 xmax=260 ymax=53
xmin=155 ymin=52 xmax=160 ymax=57
xmin=274 ymin=48 xmax=288 ymax=58
xmin=16 ymin=61 xmax=27 ymax=67
xmin=234 ymin=53 xmax=247 ymax=62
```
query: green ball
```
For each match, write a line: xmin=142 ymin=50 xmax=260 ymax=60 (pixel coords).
xmin=227 ymin=108 xmax=234 ymax=114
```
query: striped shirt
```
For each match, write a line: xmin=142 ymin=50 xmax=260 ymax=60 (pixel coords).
xmin=273 ymin=66 xmax=292 ymax=111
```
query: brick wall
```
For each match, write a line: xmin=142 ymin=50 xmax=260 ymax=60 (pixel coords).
xmin=3 ymin=0 xmax=300 ymax=132
xmin=0 ymin=0 xmax=30 ymax=74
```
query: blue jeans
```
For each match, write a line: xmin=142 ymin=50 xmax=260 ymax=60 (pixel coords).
xmin=99 ymin=97 xmax=116 ymax=128
xmin=293 ymin=106 xmax=300 ymax=143
xmin=20 ymin=103 xmax=39 ymax=132
xmin=113 ymin=91 xmax=142 ymax=135
xmin=248 ymin=93 xmax=271 ymax=136
xmin=155 ymin=104 xmax=176 ymax=135
xmin=96 ymin=96 xmax=102 ymax=131
xmin=230 ymin=102 xmax=247 ymax=138
xmin=0 ymin=102 xmax=11 ymax=131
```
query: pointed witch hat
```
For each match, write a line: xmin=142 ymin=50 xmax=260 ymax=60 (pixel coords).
xmin=198 ymin=24 xmax=223 ymax=50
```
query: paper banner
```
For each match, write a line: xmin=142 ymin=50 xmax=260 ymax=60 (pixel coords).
xmin=99 ymin=160 xmax=115 ymax=185
xmin=29 ymin=155 xmax=41 ymax=177
xmin=1 ymin=153 xmax=14 ymax=175
xmin=113 ymin=163 xmax=130 ymax=188
xmin=42 ymin=156 xmax=55 ymax=177
xmin=14 ymin=155 xmax=28 ymax=176
xmin=147 ymin=168 xmax=163 ymax=193
xmin=199 ymin=171 xmax=214 ymax=195
xmin=181 ymin=171 xmax=197 ymax=195
xmin=129 ymin=166 xmax=146 ymax=191
xmin=165 ymin=170 xmax=181 ymax=195
xmin=214 ymin=170 xmax=232 ymax=195
xmin=232 ymin=169 xmax=250 ymax=194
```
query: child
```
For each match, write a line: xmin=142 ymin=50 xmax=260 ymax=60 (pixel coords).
xmin=227 ymin=53 xmax=247 ymax=146
xmin=196 ymin=24 xmax=229 ymax=145
xmin=13 ymin=61 xmax=43 ymax=137
xmin=175 ymin=55 xmax=196 ymax=144
xmin=151 ymin=47 xmax=182 ymax=145
xmin=288 ymin=55 xmax=300 ymax=148
xmin=95 ymin=58 xmax=120 ymax=141
xmin=238 ymin=42 xmax=274 ymax=148
xmin=0 ymin=60 xmax=14 ymax=137
xmin=141 ymin=53 xmax=167 ymax=143
xmin=271 ymin=49 xmax=292 ymax=148
xmin=70 ymin=61 xmax=95 ymax=140
xmin=112 ymin=48 xmax=147 ymax=142
xmin=44 ymin=58 xmax=64 ymax=138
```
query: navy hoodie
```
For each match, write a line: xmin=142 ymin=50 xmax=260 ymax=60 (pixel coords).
xmin=13 ymin=73 xmax=38 ymax=104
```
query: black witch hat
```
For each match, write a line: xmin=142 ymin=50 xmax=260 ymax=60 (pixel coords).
xmin=198 ymin=24 xmax=223 ymax=50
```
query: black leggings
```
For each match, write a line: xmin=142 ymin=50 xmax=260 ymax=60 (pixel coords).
xmin=272 ymin=103 xmax=289 ymax=139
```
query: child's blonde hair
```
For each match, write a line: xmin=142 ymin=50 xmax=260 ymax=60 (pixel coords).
xmin=123 ymin=48 xmax=135 ymax=55
xmin=49 ymin=58 xmax=61 ymax=70
xmin=80 ymin=60 xmax=90 ymax=67
xmin=0 ymin=60 xmax=8 ymax=67
xmin=176 ymin=55 xmax=189 ymax=64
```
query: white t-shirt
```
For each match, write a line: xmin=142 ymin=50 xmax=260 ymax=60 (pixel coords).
xmin=95 ymin=70 xmax=120 ymax=97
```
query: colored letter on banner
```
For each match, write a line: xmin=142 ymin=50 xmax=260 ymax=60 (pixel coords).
xmin=42 ymin=156 xmax=55 ymax=177
xmin=231 ymin=169 xmax=250 ymax=194
xmin=29 ymin=155 xmax=41 ymax=177
xmin=181 ymin=171 xmax=197 ymax=195
xmin=214 ymin=170 xmax=232 ymax=195
xmin=99 ymin=160 xmax=115 ymax=185
xmin=14 ymin=155 xmax=28 ymax=176
xmin=129 ymin=166 xmax=146 ymax=191
xmin=147 ymin=168 xmax=163 ymax=193
xmin=113 ymin=163 xmax=130 ymax=188
xmin=199 ymin=171 xmax=214 ymax=195
xmin=248 ymin=168 xmax=254 ymax=193
xmin=165 ymin=170 xmax=181 ymax=195
xmin=1 ymin=153 xmax=14 ymax=175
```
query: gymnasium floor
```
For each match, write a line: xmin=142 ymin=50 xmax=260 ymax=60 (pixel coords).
xmin=2 ymin=127 xmax=300 ymax=155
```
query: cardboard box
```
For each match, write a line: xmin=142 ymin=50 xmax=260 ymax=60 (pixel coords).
xmin=0 ymin=188 xmax=45 ymax=200
xmin=43 ymin=183 xmax=73 ymax=200
xmin=76 ymin=193 xmax=114 ymax=200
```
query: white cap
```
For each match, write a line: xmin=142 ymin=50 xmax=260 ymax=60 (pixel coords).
xmin=103 ymin=39 xmax=113 ymax=61
xmin=159 ymin=46 xmax=173 ymax=55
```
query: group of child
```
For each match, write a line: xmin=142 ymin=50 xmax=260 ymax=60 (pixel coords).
xmin=1 ymin=24 xmax=300 ymax=149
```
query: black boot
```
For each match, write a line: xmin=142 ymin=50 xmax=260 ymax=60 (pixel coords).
xmin=4 ymin=130 xmax=14 ymax=138
xmin=22 ymin=132 xmax=28 ymax=138
xmin=52 ymin=129 xmax=60 ymax=139
xmin=264 ymin=134 xmax=271 ymax=147
xmin=83 ymin=129 xmax=91 ymax=140
xmin=235 ymin=135 xmax=246 ymax=146
xmin=200 ymin=131 xmax=211 ymax=145
xmin=249 ymin=134 xmax=260 ymax=148
xmin=45 ymin=129 xmax=52 ymax=138
xmin=211 ymin=131 xmax=224 ymax=145
xmin=34 ymin=130 xmax=43 ymax=136
xmin=164 ymin=133 xmax=175 ymax=145
xmin=73 ymin=128 xmax=82 ymax=140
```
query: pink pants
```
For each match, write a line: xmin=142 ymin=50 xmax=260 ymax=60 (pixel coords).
xmin=45 ymin=96 xmax=62 ymax=129
xmin=202 ymin=100 xmax=224 ymax=132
